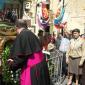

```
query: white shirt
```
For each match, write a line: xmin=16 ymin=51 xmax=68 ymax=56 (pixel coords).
xmin=59 ymin=37 xmax=70 ymax=53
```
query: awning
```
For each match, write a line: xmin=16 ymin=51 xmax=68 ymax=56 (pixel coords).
xmin=0 ymin=0 xmax=20 ymax=10
xmin=5 ymin=0 xmax=20 ymax=4
xmin=0 ymin=0 xmax=5 ymax=10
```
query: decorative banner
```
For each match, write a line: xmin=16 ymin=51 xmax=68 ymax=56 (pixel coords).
xmin=54 ymin=22 xmax=67 ymax=29
xmin=54 ymin=7 xmax=65 ymax=25
xmin=37 ymin=14 xmax=49 ymax=29
xmin=54 ymin=7 xmax=65 ymax=29
xmin=36 ymin=1 xmax=50 ymax=29
xmin=42 ymin=1 xmax=49 ymax=20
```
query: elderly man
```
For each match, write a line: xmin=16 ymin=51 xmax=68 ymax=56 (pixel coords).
xmin=66 ymin=29 xmax=85 ymax=85
xmin=7 ymin=19 xmax=50 ymax=85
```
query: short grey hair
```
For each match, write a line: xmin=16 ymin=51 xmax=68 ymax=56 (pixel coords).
xmin=15 ymin=19 xmax=28 ymax=29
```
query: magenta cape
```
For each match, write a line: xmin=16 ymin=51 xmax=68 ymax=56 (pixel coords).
xmin=20 ymin=51 xmax=44 ymax=85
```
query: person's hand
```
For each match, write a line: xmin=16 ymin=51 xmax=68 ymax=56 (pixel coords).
xmin=7 ymin=59 xmax=14 ymax=65
xmin=79 ymin=59 xmax=84 ymax=66
xmin=66 ymin=57 xmax=69 ymax=64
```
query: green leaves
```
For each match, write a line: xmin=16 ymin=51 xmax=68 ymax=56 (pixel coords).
xmin=2 ymin=44 xmax=12 ymax=83
xmin=2 ymin=43 xmax=20 ymax=85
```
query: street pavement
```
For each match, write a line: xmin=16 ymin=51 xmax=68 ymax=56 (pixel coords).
xmin=55 ymin=77 xmax=81 ymax=85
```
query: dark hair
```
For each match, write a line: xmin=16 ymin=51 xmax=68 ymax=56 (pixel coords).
xmin=38 ymin=30 xmax=43 ymax=33
xmin=38 ymin=30 xmax=44 ymax=36
xmin=15 ymin=19 xmax=28 ymax=28
xmin=72 ymin=28 xmax=80 ymax=34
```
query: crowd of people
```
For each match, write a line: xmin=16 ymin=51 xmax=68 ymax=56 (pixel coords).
xmin=0 ymin=18 xmax=85 ymax=85
xmin=38 ymin=28 xmax=85 ymax=85
xmin=0 ymin=10 xmax=17 ymax=23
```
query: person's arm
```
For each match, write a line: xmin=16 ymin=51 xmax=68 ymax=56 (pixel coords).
xmin=66 ymin=44 xmax=70 ymax=64
xmin=79 ymin=40 xmax=85 ymax=66
xmin=8 ymin=55 xmax=28 ymax=71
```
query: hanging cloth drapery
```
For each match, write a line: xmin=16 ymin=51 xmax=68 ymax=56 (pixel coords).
xmin=54 ymin=7 xmax=66 ymax=29
xmin=54 ymin=7 xmax=65 ymax=25
xmin=36 ymin=1 xmax=50 ymax=29
xmin=42 ymin=1 xmax=49 ymax=20
xmin=37 ymin=14 xmax=49 ymax=29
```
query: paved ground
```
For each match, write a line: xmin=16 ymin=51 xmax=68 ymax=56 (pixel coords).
xmin=55 ymin=76 xmax=67 ymax=85
xmin=55 ymin=77 xmax=81 ymax=85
